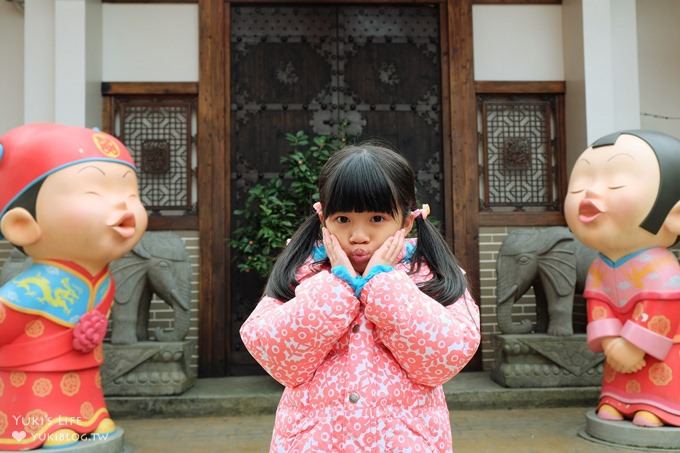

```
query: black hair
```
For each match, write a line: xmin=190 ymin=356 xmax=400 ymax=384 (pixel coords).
xmin=592 ymin=130 xmax=680 ymax=234
xmin=264 ymin=144 xmax=467 ymax=306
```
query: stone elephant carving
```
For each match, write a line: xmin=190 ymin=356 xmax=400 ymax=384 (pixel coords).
xmin=110 ymin=231 xmax=191 ymax=344
xmin=496 ymin=226 xmax=597 ymax=336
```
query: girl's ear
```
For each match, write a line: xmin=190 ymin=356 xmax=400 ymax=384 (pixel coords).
xmin=0 ymin=207 xmax=42 ymax=246
xmin=403 ymin=212 xmax=415 ymax=235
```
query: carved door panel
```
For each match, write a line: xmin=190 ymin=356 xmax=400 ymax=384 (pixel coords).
xmin=229 ymin=5 xmax=442 ymax=374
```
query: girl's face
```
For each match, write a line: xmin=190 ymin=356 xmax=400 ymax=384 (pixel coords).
xmin=324 ymin=210 xmax=413 ymax=273
xmin=564 ymin=134 xmax=670 ymax=260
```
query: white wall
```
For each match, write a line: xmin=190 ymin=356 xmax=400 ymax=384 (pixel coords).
xmin=562 ymin=0 xmax=587 ymax=169
xmin=637 ymin=0 xmax=680 ymax=139
xmin=473 ymin=5 xmax=564 ymax=81
xmin=0 ymin=3 xmax=24 ymax=133
xmin=102 ymin=4 xmax=198 ymax=82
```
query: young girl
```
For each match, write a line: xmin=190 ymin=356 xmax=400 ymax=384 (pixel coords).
xmin=240 ymin=144 xmax=480 ymax=452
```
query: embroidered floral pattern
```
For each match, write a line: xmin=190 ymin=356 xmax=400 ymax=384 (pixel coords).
xmin=80 ymin=402 xmax=94 ymax=420
xmin=592 ymin=306 xmax=607 ymax=321
xmin=632 ymin=303 xmax=645 ymax=322
xmin=25 ymin=320 xmax=45 ymax=338
xmin=648 ymin=315 xmax=671 ymax=336
xmin=60 ymin=373 xmax=80 ymax=396
xmin=10 ymin=372 xmax=26 ymax=388
xmin=241 ymin=240 xmax=480 ymax=452
xmin=626 ymin=379 xmax=641 ymax=394
xmin=649 ymin=363 xmax=673 ymax=386
xmin=32 ymin=378 xmax=52 ymax=398
xmin=23 ymin=409 xmax=48 ymax=435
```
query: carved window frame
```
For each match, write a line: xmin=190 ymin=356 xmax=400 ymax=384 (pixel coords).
xmin=102 ymin=82 xmax=199 ymax=230
xmin=476 ymin=81 xmax=566 ymax=226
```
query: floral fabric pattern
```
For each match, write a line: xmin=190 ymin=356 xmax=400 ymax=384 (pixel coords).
xmin=241 ymin=240 xmax=480 ymax=452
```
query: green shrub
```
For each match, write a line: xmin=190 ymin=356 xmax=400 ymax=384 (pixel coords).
xmin=231 ymin=130 xmax=348 ymax=277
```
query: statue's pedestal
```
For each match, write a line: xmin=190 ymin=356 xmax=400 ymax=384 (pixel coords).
xmin=102 ymin=341 xmax=196 ymax=396
xmin=0 ymin=429 xmax=125 ymax=453
xmin=491 ymin=334 xmax=603 ymax=387
xmin=580 ymin=410 xmax=680 ymax=451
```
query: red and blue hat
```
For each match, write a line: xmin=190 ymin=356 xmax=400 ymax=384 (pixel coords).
xmin=0 ymin=123 xmax=137 ymax=228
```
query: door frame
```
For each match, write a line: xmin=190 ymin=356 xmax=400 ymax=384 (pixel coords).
xmin=197 ymin=0 xmax=480 ymax=376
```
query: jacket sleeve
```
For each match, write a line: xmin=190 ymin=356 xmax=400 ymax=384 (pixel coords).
xmin=361 ymin=266 xmax=481 ymax=386
xmin=239 ymin=270 xmax=359 ymax=387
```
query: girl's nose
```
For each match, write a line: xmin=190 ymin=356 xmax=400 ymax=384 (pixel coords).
xmin=349 ymin=228 xmax=369 ymax=244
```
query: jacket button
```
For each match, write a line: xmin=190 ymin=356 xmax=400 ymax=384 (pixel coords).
xmin=352 ymin=324 xmax=360 ymax=333
xmin=349 ymin=393 xmax=360 ymax=403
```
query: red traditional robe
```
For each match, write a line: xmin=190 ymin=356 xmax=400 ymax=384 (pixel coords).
xmin=585 ymin=247 xmax=680 ymax=425
xmin=0 ymin=259 xmax=113 ymax=450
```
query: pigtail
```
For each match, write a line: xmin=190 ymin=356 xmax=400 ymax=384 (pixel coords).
xmin=411 ymin=216 xmax=467 ymax=306
xmin=264 ymin=213 xmax=322 ymax=302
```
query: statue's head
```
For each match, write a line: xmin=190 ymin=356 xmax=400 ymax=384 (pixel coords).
xmin=0 ymin=123 xmax=148 ymax=272
xmin=564 ymin=130 xmax=680 ymax=260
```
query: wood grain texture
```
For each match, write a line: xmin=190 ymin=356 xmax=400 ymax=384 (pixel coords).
xmin=197 ymin=0 xmax=228 ymax=377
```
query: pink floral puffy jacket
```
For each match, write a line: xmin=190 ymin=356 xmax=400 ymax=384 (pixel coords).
xmin=240 ymin=240 xmax=481 ymax=452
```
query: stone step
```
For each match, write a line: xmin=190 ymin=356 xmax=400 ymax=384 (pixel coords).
xmin=106 ymin=372 xmax=601 ymax=419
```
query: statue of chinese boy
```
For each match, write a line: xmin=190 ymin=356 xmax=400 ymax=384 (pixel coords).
xmin=0 ymin=123 xmax=147 ymax=449
xmin=565 ymin=130 xmax=680 ymax=427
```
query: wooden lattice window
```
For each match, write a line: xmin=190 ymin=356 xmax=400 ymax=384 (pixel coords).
xmin=476 ymin=81 xmax=566 ymax=226
xmin=102 ymin=83 xmax=198 ymax=230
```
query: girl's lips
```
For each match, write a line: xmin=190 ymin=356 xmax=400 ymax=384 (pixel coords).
xmin=350 ymin=250 xmax=371 ymax=263
xmin=578 ymin=199 xmax=606 ymax=223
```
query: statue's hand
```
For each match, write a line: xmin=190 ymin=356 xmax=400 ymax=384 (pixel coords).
xmin=604 ymin=337 xmax=646 ymax=373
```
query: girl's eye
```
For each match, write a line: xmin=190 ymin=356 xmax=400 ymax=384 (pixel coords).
xmin=336 ymin=216 xmax=350 ymax=224
xmin=569 ymin=189 xmax=584 ymax=194
xmin=85 ymin=191 xmax=100 ymax=196
xmin=608 ymin=185 xmax=625 ymax=190
xmin=371 ymin=215 xmax=385 ymax=223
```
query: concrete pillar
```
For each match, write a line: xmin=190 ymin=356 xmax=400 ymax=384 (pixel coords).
xmin=23 ymin=0 xmax=102 ymax=127
xmin=581 ymin=0 xmax=640 ymax=143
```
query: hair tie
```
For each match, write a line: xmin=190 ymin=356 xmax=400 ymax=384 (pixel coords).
xmin=412 ymin=204 xmax=430 ymax=220
xmin=313 ymin=202 xmax=323 ymax=216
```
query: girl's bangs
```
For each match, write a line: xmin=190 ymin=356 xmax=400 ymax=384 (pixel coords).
xmin=324 ymin=155 xmax=399 ymax=216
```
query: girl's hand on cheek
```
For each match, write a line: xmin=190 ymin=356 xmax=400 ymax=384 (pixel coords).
xmin=322 ymin=227 xmax=357 ymax=277
xmin=364 ymin=229 xmax=405 ymax=276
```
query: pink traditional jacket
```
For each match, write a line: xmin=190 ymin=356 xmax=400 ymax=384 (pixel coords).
xmin=240 ymin=240 xmax=480 ymax=452
xmin=585 ymin=247 xmax=680 ymax=425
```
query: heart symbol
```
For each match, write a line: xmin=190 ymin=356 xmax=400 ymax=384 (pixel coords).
xmin=12 ymin=430 xmax=27 ymax=441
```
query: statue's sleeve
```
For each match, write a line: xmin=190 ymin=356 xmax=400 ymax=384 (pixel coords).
xmin=618 ymin=299 xmax=678 ymax=361
xmin=0 ymin=299 xmax=36 ymax=350
xmin=586 ymin=298 xmax=621 ymax=352
xmin=239 ymin=270 xmax=359 ymax=388
xmin=361 ymin=265 xmax=480 ymax=387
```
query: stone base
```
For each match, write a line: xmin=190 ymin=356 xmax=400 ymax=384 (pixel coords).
xmin=491 ymin=334 xmax=604 ymax=388
xmin=580 ymin=409 xmax=680 ymax=451
xmin=0 ymin=428 xmax=125 ymax=453
xmin=102 ymin=341 xmax=196 ymax=396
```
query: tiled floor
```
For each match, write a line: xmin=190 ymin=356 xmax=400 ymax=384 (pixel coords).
xmin=116 ymin=407 xmax=624 ymax=453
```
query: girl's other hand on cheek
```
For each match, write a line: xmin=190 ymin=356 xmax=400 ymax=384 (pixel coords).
xmin=322 ymin=227 xmax=357 ymax=277
xmin=363 ymin=229 xmax=405 ymax=276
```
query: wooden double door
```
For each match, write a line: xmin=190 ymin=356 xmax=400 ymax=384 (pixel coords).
xmin=196 ymin=0 xmax=479 ymax=376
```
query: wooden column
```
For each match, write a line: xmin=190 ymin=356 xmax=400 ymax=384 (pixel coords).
xmin=198 ymin=0 xmax=228 ymax=376
xmin=447 ymin=0 xmax=482 ymax=369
